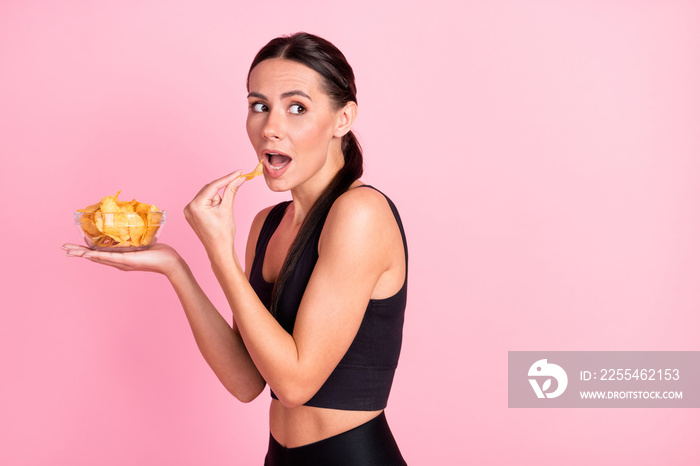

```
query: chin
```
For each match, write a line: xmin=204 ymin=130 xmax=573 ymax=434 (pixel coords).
xmin=264 ymin=177 xmax=292 ymax=193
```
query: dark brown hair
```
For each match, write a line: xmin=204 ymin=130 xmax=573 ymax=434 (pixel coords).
xmin=248 ymin=32 xmax=363 ymax=316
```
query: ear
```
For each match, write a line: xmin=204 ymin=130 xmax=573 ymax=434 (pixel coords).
xmin=333 ymin=101 xmax=358 ymax=138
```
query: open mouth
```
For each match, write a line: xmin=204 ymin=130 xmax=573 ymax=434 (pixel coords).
xmin=265 ymin=151 xmax=292 ymax=170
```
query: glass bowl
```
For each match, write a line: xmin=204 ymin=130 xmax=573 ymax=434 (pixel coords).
xmin=75 ymin=210 xmax=166 ymax=252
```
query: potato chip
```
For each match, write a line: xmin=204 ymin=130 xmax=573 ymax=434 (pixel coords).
xmin=101 ymin=212 xmax=130 ymax=240
xmin=99 ymin=192 xmax=122 ymax=213
xmin=92 ymin=235 xmax=115 ymax=247
xmin=242 ymin=160 xmax=264 ymax=180
xmin=140 ymin=205 xmax=162 ymax=246
xmin=120 ymin=202 xmax=135 ymax=213
xmin=135 ymin=202 xmax=151 ymax=213
xmin=79 ymin=214 xmax=101 ymax=237
xmin=94 ymin=212 xmax=103 ymax=232
xmin=126 ymin=212 xmax=146 ymax=246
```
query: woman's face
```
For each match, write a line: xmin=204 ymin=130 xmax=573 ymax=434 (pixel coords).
xmin=246 ymin=58 xmax=345 ymax=193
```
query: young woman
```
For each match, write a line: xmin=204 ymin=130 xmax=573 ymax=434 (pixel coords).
xmin=64 ymin=33 xmax=408 ymax=465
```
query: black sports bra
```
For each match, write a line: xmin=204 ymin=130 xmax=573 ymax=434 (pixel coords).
xmin=248 ymin=186 xmax=408 ymax=411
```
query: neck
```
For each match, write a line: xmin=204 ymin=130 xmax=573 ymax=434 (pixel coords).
xmin=289 ymin=149 xmax=345 ymax=225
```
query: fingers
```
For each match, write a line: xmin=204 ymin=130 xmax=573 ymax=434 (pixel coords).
xmin=62 ymin=244 xmax=91 ymax=257
xmin=221 ymin=175 xmax=247 ymax=208
xmin=186 ymin=171 xmax=247 ymax=218
xmin=198 ymin=170 xmax=243 ymax=201
xmin=64 ymin=245 xmax=109 ymax=261
xmin=63 ymin=243 xmax=124 ymax=264
xmin=185 ymin=170 xmax=245 ymax=224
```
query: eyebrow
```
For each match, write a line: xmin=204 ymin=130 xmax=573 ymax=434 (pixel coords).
xmin=247 ymin=90 xmax=312 ymax=101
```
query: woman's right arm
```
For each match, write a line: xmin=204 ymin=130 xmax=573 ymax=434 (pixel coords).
xmin=62 ymin=242 xmax=266 ymax=402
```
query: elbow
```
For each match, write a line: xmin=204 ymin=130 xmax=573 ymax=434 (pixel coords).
xmin=233 ymin=388 xmax=260 ymax=404
xmin=272 ymin=382 xmax=316 ymax=409
xmin=225 ymin=380 xmax=266 ymax=404
xmin=237 ymin=392 xmax=260 ymax=404
xmin=276 ymin=394 xmax=305 ymax=409
xmin=276 ymin=394 xmax=304 ymax=409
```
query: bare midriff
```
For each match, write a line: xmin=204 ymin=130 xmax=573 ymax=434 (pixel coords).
xmin=269 ymin=400 xmax=382 ymax=448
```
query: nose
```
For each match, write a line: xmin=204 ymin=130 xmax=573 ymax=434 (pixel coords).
xmin=262 ymin=112 xmax=283 ymax=141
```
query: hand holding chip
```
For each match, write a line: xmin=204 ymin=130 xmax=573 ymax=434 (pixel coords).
xmin=184 ymin=170 xmax=248 ymax=258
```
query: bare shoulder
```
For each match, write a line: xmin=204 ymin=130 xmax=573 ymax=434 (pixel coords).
xmin=328 ymin=185 xmax=394 ymax=225
xmin=320 ymin=186 xmax=398 ymax=254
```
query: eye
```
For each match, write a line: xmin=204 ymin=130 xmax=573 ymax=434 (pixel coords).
xmin=289 ymin=103 xmax=306 ymax=115
xmin=250 ymin=102 xmax=267 ymax=113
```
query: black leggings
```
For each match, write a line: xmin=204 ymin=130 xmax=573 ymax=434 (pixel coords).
xmin=264 ymin=411 xmax=406 ymax=466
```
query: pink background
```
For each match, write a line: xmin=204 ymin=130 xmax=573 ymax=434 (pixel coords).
xmin=2 ymin=1 xmax=699 ymax=464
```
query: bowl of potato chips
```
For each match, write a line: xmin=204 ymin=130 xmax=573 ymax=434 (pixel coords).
xmin=76 ymin=191 xmax=165 ymax=251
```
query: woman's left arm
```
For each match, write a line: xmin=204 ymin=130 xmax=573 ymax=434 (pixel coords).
xmin=207 ymin=187 xmax=396 ymax=408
